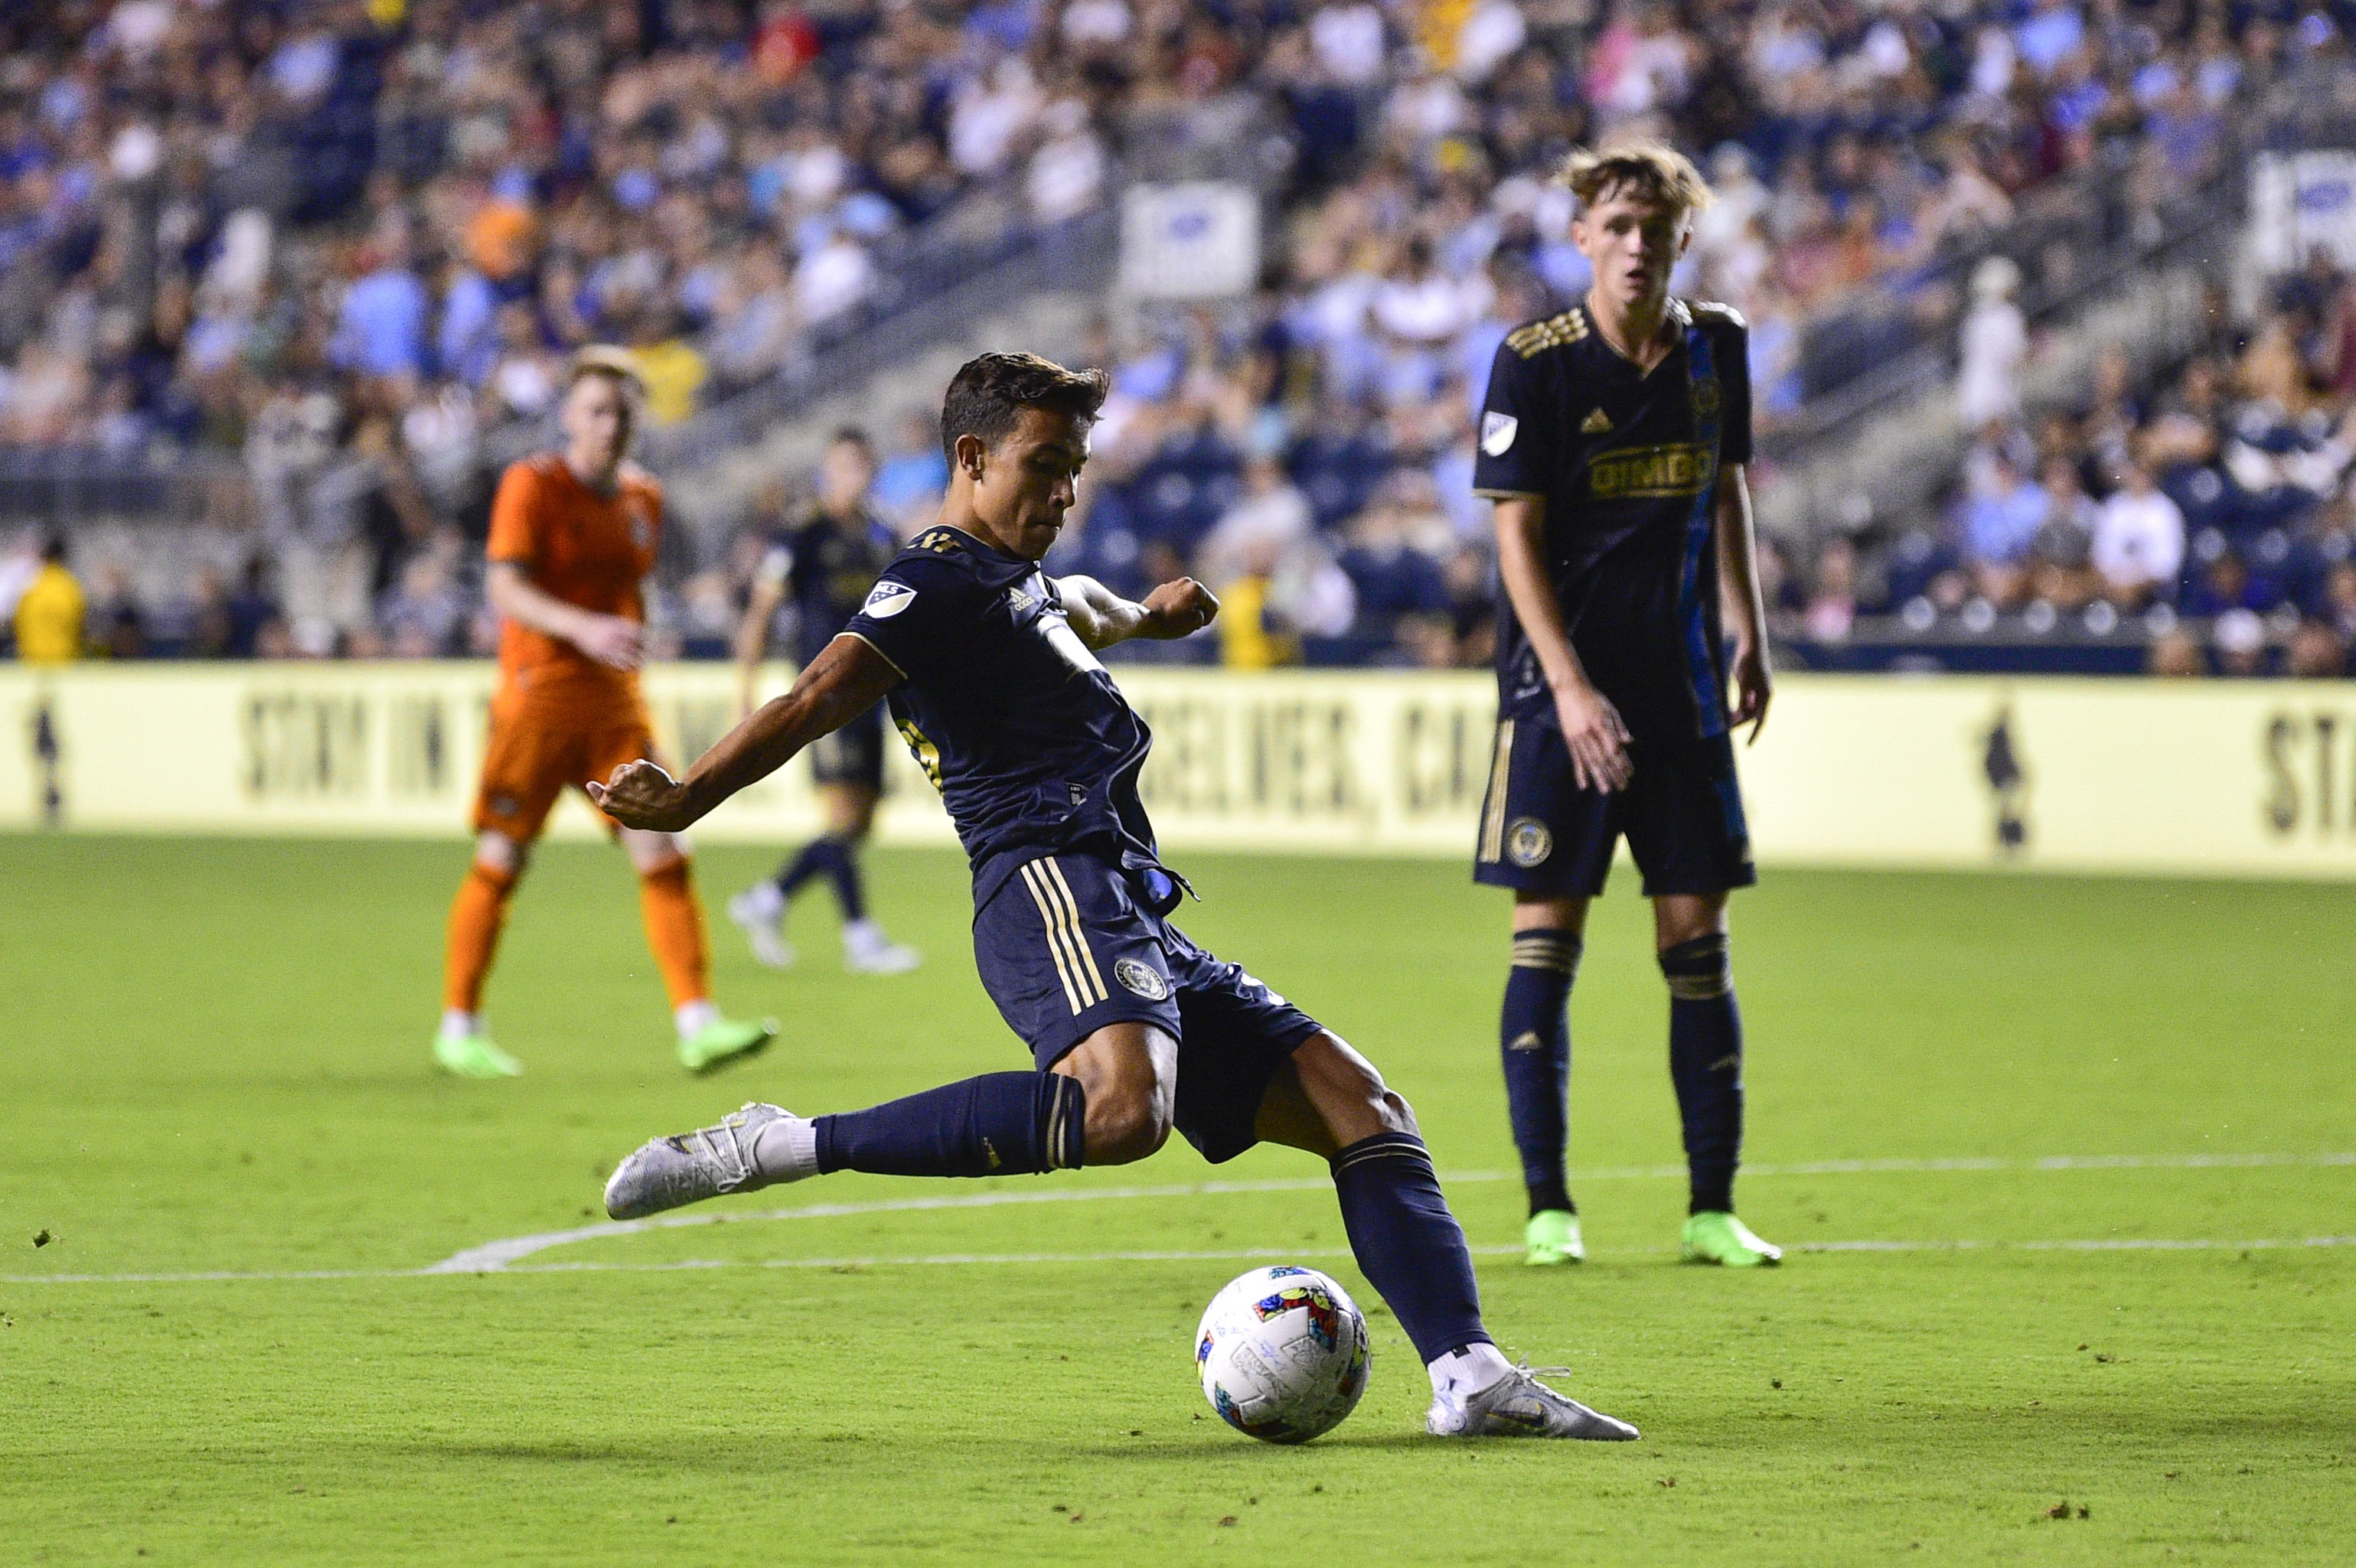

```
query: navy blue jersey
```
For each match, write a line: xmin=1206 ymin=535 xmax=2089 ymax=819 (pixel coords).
xmin=841 ymin=524 xmax=1160 ymax=906
xmin=1473 ymin=298 xmax=1752 ymax=744
xmin=757 ymin=504 xmax=900 ymax=667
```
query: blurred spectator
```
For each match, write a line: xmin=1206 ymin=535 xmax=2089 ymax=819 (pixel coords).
xmin=2092 ymin=461 xmax=2185 ymax=607
xmin=1802 ymin=539 xmax=1858 ymax=643
xmin=2286 ymin=621 xmax=2348 ymax=679
xmin=1962 ymin=452 xmax=2047 ymax=606
xmin=1957 ymin=258 xmax=2028 ymax=432
xmin=85 ymin=565 xmax=147 ymax=660
xmin=2027 ymin=458 xmax=2100 ymax=608
xmin=870 ymin=413 xmax=950 ymax=535
xmin=2147 ymin=628 xmax=2204 ymax=676
xmin=12 ymin=537 xmax=86 ymax=663
xmin=2214 ymin=607 xmax=2269 ymax=676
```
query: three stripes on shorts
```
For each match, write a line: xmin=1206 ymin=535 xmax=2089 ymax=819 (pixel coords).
xmin=1017 ymin=857 xmax=1109 ymax=1015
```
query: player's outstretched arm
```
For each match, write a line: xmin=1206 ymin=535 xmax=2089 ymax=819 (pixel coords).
xmin=1714 ymin=464 xmax=1772 ymax=742
xmin=1056 ymin=573 xmax=1219 ymax=650
xmin=589 ymin=633 xmax=901 ymax=831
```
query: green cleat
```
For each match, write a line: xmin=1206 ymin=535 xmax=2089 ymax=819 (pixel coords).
xmin=1525 ymin=1208 xmax=1585 ymax=1266
xmin=1682 ymin=1211 xmax=1783 ymax=1267
xmin=677 ymin=1015 xmax=778 ymax=1074
xmin=434 ymin=1027 xmax=522 ymax=1079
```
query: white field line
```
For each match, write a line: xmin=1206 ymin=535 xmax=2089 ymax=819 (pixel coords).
xmin=0 ymin=1151 xmax=2346 ymax=1287
xmin=8 ymin=1235 xmax=2354 ymax=1287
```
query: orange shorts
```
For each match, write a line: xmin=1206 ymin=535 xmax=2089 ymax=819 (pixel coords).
xmin=472 ymin=677 xmax=662 ymax=841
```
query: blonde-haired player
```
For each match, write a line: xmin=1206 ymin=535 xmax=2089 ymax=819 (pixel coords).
xmin=1471 ymin=142 xmax=1780 ymax=1267
xmin=435 ymin=350 xmax=774 ymax=1077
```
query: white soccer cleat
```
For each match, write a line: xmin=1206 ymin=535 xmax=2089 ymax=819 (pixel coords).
xmin=602 ymin=1101 xmax=805 ymax=1220
xmin=842 ymin=918 xmax=919 ymax=974
xmin=727 ymin=886 xmax=795 ymax=969
xmin=1427 ymin=1365 xmax=1640 ymax=1440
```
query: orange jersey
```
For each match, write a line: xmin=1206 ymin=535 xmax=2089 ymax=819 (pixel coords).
xmin=485 ymin=454 xmax=663 ymax=689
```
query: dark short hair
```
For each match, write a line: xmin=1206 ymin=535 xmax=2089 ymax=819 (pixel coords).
xmin=39 ymin=533 xmax=66 ymax=563
xmin=829 ymin=426 xmax=873 ymax=455
xmin=940 ymin=352 xmax=1109 ymax=463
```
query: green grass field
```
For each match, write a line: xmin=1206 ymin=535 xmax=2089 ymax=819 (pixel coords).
xmin=2 ymin=836 xmax=2350 ymax=1565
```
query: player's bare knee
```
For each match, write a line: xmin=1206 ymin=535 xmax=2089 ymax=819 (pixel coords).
xmin=1085 ymin=1085 xmax=1171 ymax=1165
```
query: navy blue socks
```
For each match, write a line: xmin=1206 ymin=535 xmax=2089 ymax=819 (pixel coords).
xmin=1330 ymin=1133 xmax=1492 ymax=1362
xmin=1500 ymin=927 xmax=1581 ymax=1218
xmin=815 ymin=1072 xmax=1085 ymax=1178
xmin=775 ymin=836 xmax=866 ymax=922
xmin=1660 ymin=933 xmax=1744 ymax=1214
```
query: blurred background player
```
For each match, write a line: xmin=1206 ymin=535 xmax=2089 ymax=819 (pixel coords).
xmin=726 ymin=429 xmax=919 ymax=974
xmin=436 ymin=350 xmax=774 ymax=1079
xmin=1471 ymin=145 xmax=1780 ymax=1270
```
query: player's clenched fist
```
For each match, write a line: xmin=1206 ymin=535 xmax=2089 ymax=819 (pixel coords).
xmin=1141 ymin=577 xmax=1219 ymax=639
xmin=588 ymin=758 xmax=693 ymax=830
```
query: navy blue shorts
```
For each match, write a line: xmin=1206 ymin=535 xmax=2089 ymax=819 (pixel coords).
xmin=810 ymin=702 xmax=886 ymax=791
xmin=1473 ymin=719 xmax=1757 ymax=898
xmin=971 ymin=851 xmax=1323 ymax=1164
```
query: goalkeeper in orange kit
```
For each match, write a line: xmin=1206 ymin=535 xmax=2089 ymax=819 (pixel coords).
xmin=434 ymin=350 xmax=774 ymax=1077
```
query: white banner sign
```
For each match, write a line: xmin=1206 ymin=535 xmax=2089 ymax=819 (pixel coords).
xmin=7 ymin=664 xmax=2356 ymax=879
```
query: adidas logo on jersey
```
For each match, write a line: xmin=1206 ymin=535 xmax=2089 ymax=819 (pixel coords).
xmin=1008 ymin=586 xmax=1038 ymax=614
xmin=1581 ymin=409 xmax=1613 ymax=434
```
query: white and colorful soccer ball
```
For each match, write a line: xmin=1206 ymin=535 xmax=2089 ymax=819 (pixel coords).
xmin=1194 ymin=1265 xmax=1371 ymax=1443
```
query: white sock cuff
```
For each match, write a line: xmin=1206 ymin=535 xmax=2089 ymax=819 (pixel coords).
xmin=1427 ymin=1340 xmax=1515 ymax=1398
xmin=674 ymin=999 xmax=720 ymax=1038
xmin=752 ymin=1117 xmax=819 ymax=1182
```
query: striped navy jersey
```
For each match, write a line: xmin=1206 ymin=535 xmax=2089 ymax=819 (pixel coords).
xmin=840 ymin=523 xmax=1160 ymax=907
xmin=1473 ymin=298 xmax=1753 ymax=744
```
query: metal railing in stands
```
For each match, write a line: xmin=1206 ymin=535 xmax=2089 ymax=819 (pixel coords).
xmin=1767 ymin=60 xmax=2356 ymax=458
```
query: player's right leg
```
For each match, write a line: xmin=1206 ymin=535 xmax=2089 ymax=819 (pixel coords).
xmin=1474 ymin=716 xmax=1617 ymax=1264
xmin=438 ymin=828 xmax=530 ymax=1077
xmin=439 ymin=692 xmax=569 ymax=1077
xmin=1250 ymin=1030 xmax=1637 ymax=1440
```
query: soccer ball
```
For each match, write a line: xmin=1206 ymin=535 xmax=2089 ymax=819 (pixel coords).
xmin=1194 ymin=1265 xmax=1371 ymax=1443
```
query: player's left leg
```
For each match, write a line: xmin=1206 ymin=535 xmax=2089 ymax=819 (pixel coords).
xmin=1631 ymin=734 xmax=1780 ymax=1268
xmin=600 ymin=1019 xmax=1164 ymax=1219
xmin=1651 ymin=896 xmax=1777 ymax=1266
xmin=618 ymin=823 xmax=778 ymax=1073
xmin=1252 ymin=1031 xmax=1636 ymax=1440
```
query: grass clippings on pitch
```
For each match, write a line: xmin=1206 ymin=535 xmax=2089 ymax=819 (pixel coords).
xmin=1 ymin=837 xmax=2349 ymax=1565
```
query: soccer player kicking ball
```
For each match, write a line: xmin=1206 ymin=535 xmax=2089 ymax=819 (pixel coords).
xmin=435 ymin=350 xmax=774 ymax=1079
xmin=592 ymin=353 xmax=1639 ymax=1441
xmin=1471 ymin=144 xmax=1781 ymax=1270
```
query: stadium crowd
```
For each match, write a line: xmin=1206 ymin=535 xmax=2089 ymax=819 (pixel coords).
xmin=0 ymin=0 xmax=2338 ymax=671
xmin=1758 ymin=257 xmax=2356 ymax=677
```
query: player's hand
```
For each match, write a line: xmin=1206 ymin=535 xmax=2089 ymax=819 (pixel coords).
xmin=1728 ymin=634 xmax=1772 ymax=743
xmin=1554 ymin=680 xmax=1633 ymax=794
xmin=1140 ymin=578 xmax=1219 ymax=639
xmin=587 ymin=759 xmax=693 ymax=831
xmin=571 ymin=613 xmax=644 ymax=670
